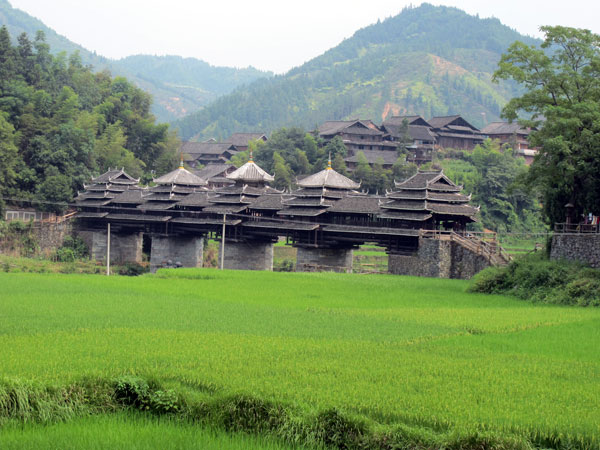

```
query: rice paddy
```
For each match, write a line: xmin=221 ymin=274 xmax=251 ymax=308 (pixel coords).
xmin=0 ymin=269 xmax=598 ymax=448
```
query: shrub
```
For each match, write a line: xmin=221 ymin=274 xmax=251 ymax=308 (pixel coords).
xmin=469 ymin=252 xmax=599 ymax=307
xmin=54 ymin=236 xmax=89 ymax=262
xmin=118 ymin=262 xmax=148 ymax=276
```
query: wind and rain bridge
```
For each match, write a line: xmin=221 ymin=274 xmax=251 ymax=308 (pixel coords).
xmin=74 ymin=156 xmax=508 ymax=278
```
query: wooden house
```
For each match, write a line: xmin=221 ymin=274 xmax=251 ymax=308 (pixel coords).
xmin=481 ymin=122 xmax=537 ymax=165
xmin=381 ymin=115 xmax=437 ymax=165
xmin=428 ymin=115 xmax=485 ymax=150
xmin=318 ymin=119 xmax=397 ymax=153
xmin=223 ymin=132 xmax=268 ymax=152
xmin=180 ymin=142 xmax=239 ymax=167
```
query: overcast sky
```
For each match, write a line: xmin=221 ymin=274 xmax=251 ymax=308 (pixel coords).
xmin=8 ymin=0 xmax=600 ymax=74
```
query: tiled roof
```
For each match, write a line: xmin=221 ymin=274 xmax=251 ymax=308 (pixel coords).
xmin=224 ymin=133 xmax=267 ymax=147
xmin=91 ymin=168 xmax=139 ymax=185
xmin=194 ymin=163 xmax=236 ymax=180
xmin=175 ymin=192 xmax=211 ymax=208
xmin=153 ymin=167 xmax=208 ymax=186
xmin=248 ymin=194 xmax=286 ymax=211
xmin=296 ymin=168 xmax=360 ymax=190
xmin=481 ymin=122 xmax=532 ymax=136
xmin=327 ymin=196 xmax=381 ymax=214
xmin=319 ymin=120 xmax=382 ymax=136
xmin=180 ymin=141 xmax=237 ymax=157
xmin=383 ymin=115 xmax=430 ymax=127
xmin=227 ymin=161 xmax=274 ymax=183
xmin=427 ymin=115 xmax=463 ymax=129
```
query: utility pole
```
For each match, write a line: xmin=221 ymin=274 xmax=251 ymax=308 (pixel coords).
xmin=220 ymin=214 xmax=226 ymax=270
xmin=106 ymin=222 xmax=111 ymax=276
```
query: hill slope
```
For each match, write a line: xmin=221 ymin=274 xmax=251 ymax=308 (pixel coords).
xmin=174 ymin=4 xmax=539 ymax=140
xmin=0 ymin=0 xmax=271 ymax=122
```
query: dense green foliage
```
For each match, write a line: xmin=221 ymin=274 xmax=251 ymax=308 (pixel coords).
xmin=0 ymin=26 xmax=179 ymax=213
xmin=174 ymin=4 xmax=538 ymax=140
xmin=0 ymin=0 xmax=271 ymax=122
xmin=470 ymin=252 xmax=600 ymax=306
xmin=494 ymin=26 xmax=600 ymax=225
xmin=0 ymin=270 xmax=598 ymax=449
xmin=437 ymin=140 xmax=545 ymax=232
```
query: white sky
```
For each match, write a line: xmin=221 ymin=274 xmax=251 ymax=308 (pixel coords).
xmin=8 ymin=0 xmax=600 ymax=74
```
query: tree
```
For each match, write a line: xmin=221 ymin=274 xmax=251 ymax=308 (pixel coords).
xmin=396 ymin=118 xmax=412 ymax=156
xmin=494 ymin=26 xmax=600 ymax=225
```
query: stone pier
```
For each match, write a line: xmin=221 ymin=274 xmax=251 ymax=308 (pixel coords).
xmin=150 ymin=235 xmax=205 ymax=272
xmin=220 ymin=241 xmax=273 ymax=271
xmin=388 ymin=238 xmax=489 ymax=279
xmin=91 ymin=230 xmax=143 ymax=264
xmin=295 ymin=247 xmax=354 ymax=273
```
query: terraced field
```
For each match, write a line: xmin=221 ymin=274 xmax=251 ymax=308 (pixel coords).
xmin=0 ymin=270 xmax=598 ymax=449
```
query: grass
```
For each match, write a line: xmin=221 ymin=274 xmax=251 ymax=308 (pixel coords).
xmin=0 ymin=413 xmax=304 ymax=449
xmin=0 ymin=269 xmax=598 ymax=448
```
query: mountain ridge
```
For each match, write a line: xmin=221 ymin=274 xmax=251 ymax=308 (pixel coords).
xmin=0 ymin=0 xmax=272 ymax=122
xmin=174 ymin=4 xmax=540 ymax=140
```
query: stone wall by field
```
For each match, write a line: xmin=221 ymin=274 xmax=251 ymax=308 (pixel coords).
xmin=388 ymin=238 xmax=491 ymax=279
xmin=33 ymin=220 xmax=73 ymax=254
xmin=551 ymin=234 xmax=600 ymax=268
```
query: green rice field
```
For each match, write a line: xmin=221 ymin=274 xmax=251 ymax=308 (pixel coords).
xmin=0 ymin=269 xmax=598 ymax=448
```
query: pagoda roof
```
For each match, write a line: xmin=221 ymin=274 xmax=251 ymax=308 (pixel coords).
xmin=226 ymin=161 xmax=274 ymax=183
xmin=394 ymin=170 xmax=460 ymax=190
xmin=297 ymin=167 xmax=360 ymax=190
xmin=153 ymin=167 xmax=208 ymax=186
xmin=91 ymin=168 xmax=139 ymax=185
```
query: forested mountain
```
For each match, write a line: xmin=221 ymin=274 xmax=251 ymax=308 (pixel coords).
xmin=0 ymin=26 xmax=178 ymax=214
xmin=0 ymin=0 xmax=271 ymax=122
xmin=174 ymin=4 xmax=539 ymax=141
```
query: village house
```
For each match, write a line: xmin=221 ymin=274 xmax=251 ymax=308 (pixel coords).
xmin=381 ymin=115 xmax=437 ymax=165
xmin=481 ymin=122 xmax=537 ymax=165
xmin=428 ymin=115 xmax=486 ymax=150
xmin=318 ymin=119 xmax=397 ymax=153
xmin=180 ymin=141 xmax=239 ymax=168
xmin=223 ymin=132 xmax=268 ymax=152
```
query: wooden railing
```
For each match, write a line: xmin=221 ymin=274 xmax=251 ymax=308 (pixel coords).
xmin=40 ymin=211 xmax=78 ymax=225
xmin=419 ymin=229 xmax=512 ymax=266
xmin=554 ymin=223 xmax=599 ymax=233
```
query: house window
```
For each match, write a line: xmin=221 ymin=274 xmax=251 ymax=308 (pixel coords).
xmin=359 ymin=145 xmax=364 ymax=150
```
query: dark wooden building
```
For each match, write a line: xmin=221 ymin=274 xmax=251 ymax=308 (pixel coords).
xmin=428 ymin=115 xmax=485 ymax=150
xmin=223 ymin=132 xmax=268 ymax=152
xmin=180 ymin=142 xmax=239 ymax=167
xmin=381 ymin=115 xmax=437 ymax=165
xmin=481 ymin=122 xmax=537 ymax=165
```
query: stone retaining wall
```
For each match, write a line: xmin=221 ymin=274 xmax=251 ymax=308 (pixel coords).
xmin=33 ymin=220 xmax=73 ymax=254
xmin=551 ymin=234 xmax=600 ymax=268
